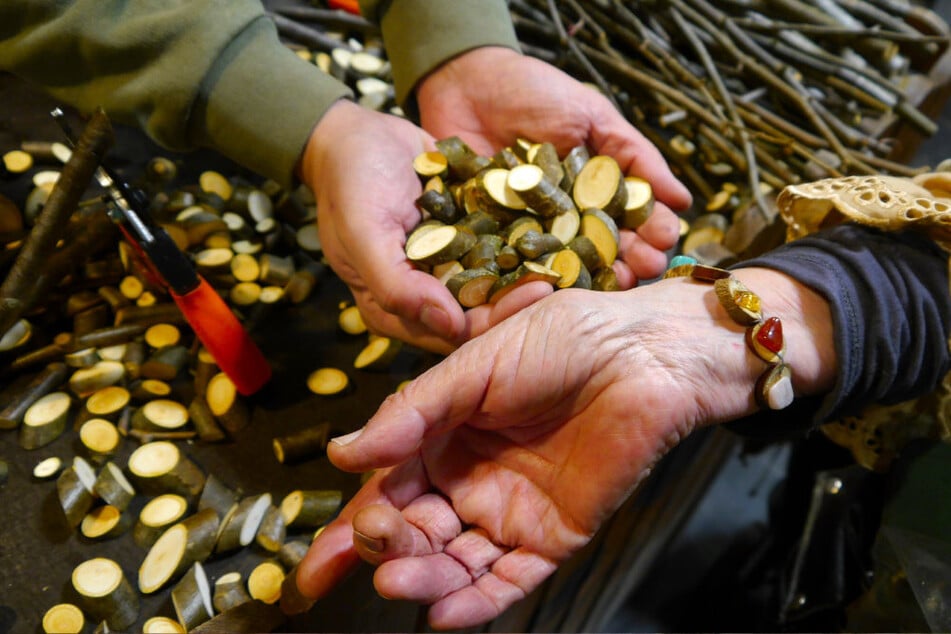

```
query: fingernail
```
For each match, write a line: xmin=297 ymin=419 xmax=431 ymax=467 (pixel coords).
xmin=354 ymin=530 xmax=384 ymax=554
xmin=330 ymin=428 xmax=363 ymax=447
xmin=420 ymin=303 xmax=451 ymax=337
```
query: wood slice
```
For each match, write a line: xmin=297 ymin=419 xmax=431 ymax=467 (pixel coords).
xmin=139 ymin=508 xmax=219 ymax=594
xmin=404 ymin=225 xmax=476 ymax=267
xmin=479 ymin=168 xmax=527 ymax=211
xmin=72 ymin=557 xmax=139 ymax=630
xmin=133 ymin=493 xmax=189 ymax=549
xmin=81 ymin=504 xmax=132 ymax=540
xmin=33 ymin=455 xmax=64 ymax=480
xmin=131 ymin=399 xmax=190 ymax=432
xmin=412 ymin=150 xmax=448 ymax=179
xmin=277 ymin=540 xmax=311 ymax=570
xmin=572 ymin=155 xmax=627 ymax=218
xmin=188 ymin=396 xmax=227 ymax=443
xmin=0 ymin=361 xmax=68 ymax=429
xmin=621 ymin=176 xmax=655 ymax=229
xmin=197 ymin=473 xmax=240 ymax=520
xmin=93 ymin=461 xmax=136 ymax=511
xmin=42 ymin=603 xmax=84 ymax=634
xmin=68 ymin=360 xmax=125 ymax=397
xmin=514 ymin=230 xmax=563 ymax=260
xmin=144 ymin=323 xmax=182 ymax=349
xmin=128 ymin=441 xmax=205 ymax=499
xmin=56 ymin=456 xmax=98 ymax=528
xmin=579 ymin=208 xmax=620 ymax=268
xmin=544 ymin=249 xmax=591 ymax=290
xmin=247 ymin=560 xmax=284 ymax=605
xmin=19 ymin=391 xmax=71 ymax=449
xmin=546 ymin=207 xmax=580 ymax=245
xmin=0 ymin=318 xmax=31 ymax=352
xmin=255 ymin=504 xmax=287 ymax=553
xmin=353 ymin=337 xmax=402 ymax=371
xmin=85 ymin=386 xmax=131 ymax=420
xmin=142 ymin=615 xmax=185 ymax=633
xmin=337 ymin=304 xmax=367 ymax=335
xmin=140 ymin=345 xmax=189 ymax=381
xmin=446 ymin=268 xmax=499 ymax=308
xmin=130 ymin=378 xmax=173 ymax=403
xmin=213 ymin=571 xmax=251 ymax=613
xmin=306 ymin=367 xmax=350 ymax=396
xmin=488 ymin=261 xmax=561 ymax=304
xmin=206 ymin=372 xmax=249 ymax=434
xmin=79 ymin=418 xmax=121 ymax=464
xmin=215 ymin=493 xmax=273 ymax=554
xmin=506 ymin=164 xmax=575 ymax=217
xmin=280 ymin=489 xmax=342 ymax=529
xmin=171 ymin=562 xmax=214 ymax=632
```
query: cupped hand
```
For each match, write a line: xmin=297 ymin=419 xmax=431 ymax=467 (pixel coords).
xmin=298 ymin=99 xmax=554 ymax=354
xmin=291 ymin=277 xmax=775 ymax=629
xmin=416 ymin=46 xmax=693 ymax=284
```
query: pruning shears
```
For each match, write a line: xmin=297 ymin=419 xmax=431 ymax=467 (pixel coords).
xmin=52 ymin=108 xmax=272 ymax=395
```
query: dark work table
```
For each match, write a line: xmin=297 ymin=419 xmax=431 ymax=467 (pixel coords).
xmin=0 ymin=74 xmax=437 ymax=634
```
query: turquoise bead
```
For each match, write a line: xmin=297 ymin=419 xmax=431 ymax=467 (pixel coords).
xmin=668 ymin=255 xmax=697 ymax=269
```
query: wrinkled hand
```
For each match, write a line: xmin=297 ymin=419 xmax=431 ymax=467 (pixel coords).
xmin=417 ymin=47 xmax=693 ymax=286
xmin=298 ymin=100 xmax=554 ymax=354
xmin=290 ymin=269 xmax=834 ymax=629
xmin=290 ymin=265 xmax=840 ymax=629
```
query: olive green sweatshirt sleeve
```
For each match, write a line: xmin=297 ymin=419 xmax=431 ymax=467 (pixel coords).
xmin=359 ymin=0 xmax=521 ymax=107
xmin=0 ymin=0 xmax=352 ymax=187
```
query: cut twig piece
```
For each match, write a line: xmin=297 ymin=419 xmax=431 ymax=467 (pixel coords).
xmin=546 ymin=207 xmax=580 ymax=245
xmin=488 ymin=261 xmax=561 ymax=304
xmin=515 ymin=230 xmax=564 ymax=260
xmin=144 ymin=323 xmax=182 ymax=349
xmin=130 ymin=379 xmax=172 ymax=403
xmin=229 ymin=253 xmax=260 ymax=283
xmin=247 ymin=561 xmax=285 ymax=605
xmin=128 ymin=441 xmax=205 ymax=499
xmin=190 ymin=599 xmax=286 ymax=634
xmin=502 ymin=215 xmax=544 ymax=247
xmin=544 ymin=249 xmax=592 ymax=289
xmin=353 ymin=336 xmax=402 ymax=370
xmin=19 ymin=391 xmax=71 ymax=449
xmin=142 ymin=616 xmax=185 ymax=633
xmin=69 ymin=361 xmax=126 ymax=397
xmin=572 ymin=155 xmax=627 ymax=218
xmin=337 ymin=304 xmax=367 ymax=335
xmin=215 ymin=493 xmax=273 ymax=554
xmin=141 ymin=345 xmax=190 ymax=381
xmin=415 ymin=187 xmax=462 ymax=224
xmin=0 ymin=318 xmax=31 ymax=352
xmin=255 ymin=504 xmax=287 ymax=553
xmin=42 ymin=603 xmax=85 ymax=634
xmin=272 ymin=423 xmax=332 ymax=466
xmin=0 ymin=361 xmax=68 ymax=430
xmin=34 ymin=456 xmax=64 ymax=480
xmin=413 ymin=151 xmax=449 ymax=179
xmin=277 ymin=541 xmax=311 ymax=570
xmin=188 ymin=396 xmax=227 ymax=443
xmin=580 ymin=208 xmax=620 ymax=268
xmin=81 ymin=504 xmax=131 ymax=540
xmin=306 ymin=367 xmax=350 ymax=396
xmin=198 ymin=473 xmax=240 ymax=520
xmin=171 ymin=562 xmax=214 ymax=632
xmin=479 ymin=168 xmax=527 ymax=211
xmin=139 ymin=508 xmax=220 ymax=594
xmin=506 ymin=164 xmax=575 ymax=217
xmin=592 ymin=267 xmax=620 ymax=292
xmin=84 ymin=386 xmax=131 ymax=422
xmin=461 ymin=234 xmax=503 ymax=270
xmin=79 ymin=418 xmax=121 ymax=464
xmin=206 ymin=372 xmax=250 ymax=435
xmin=280 ymin=489 xmax=342 ymax=529
xmin=446 ymin=268 xmax=499 ymax=308
xmin=404 ymin=225 xmax=476 ymax=267
xmin=528 ymin=141 xmax=565 ymax=186
xmin=131 ymin=400 xmax=190 ymax=433
xmin=133 ymin=494 xmax=189 ymax=549
xmin=93 ymin=462 xmax=136 ymax=511
xmin=213 ymin=572 xmax=252 ymax=613
xmin=72 ymin=557 xmax=139 ymax=631
xmin=435 ymin=136 xmax=492 ymax=181
xmin=621 ymin=177 xmax=655 ymax=229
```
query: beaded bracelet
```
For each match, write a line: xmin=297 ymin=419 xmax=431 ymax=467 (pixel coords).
xmin=664 ymin=255 xmax=794 ymax=410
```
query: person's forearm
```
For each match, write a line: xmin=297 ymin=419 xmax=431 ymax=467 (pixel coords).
xmin=0 ymin=0 xmax=351 ymax=188
xmin=359 ymin=0 xmax=520 ymax=108
xmin=731 ymin=224 xmax=951 ymax=436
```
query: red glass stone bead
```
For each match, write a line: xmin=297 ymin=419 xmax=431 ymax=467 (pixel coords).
xmin=755 ymin=316 xmax=784 ymax=354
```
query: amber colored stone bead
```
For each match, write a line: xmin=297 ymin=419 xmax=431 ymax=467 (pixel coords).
xmin=747 ymin=316 xmax=784 ymax=363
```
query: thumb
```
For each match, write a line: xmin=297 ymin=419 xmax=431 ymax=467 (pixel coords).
xmin=327 ymin=342 xmax=497 ymax=472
